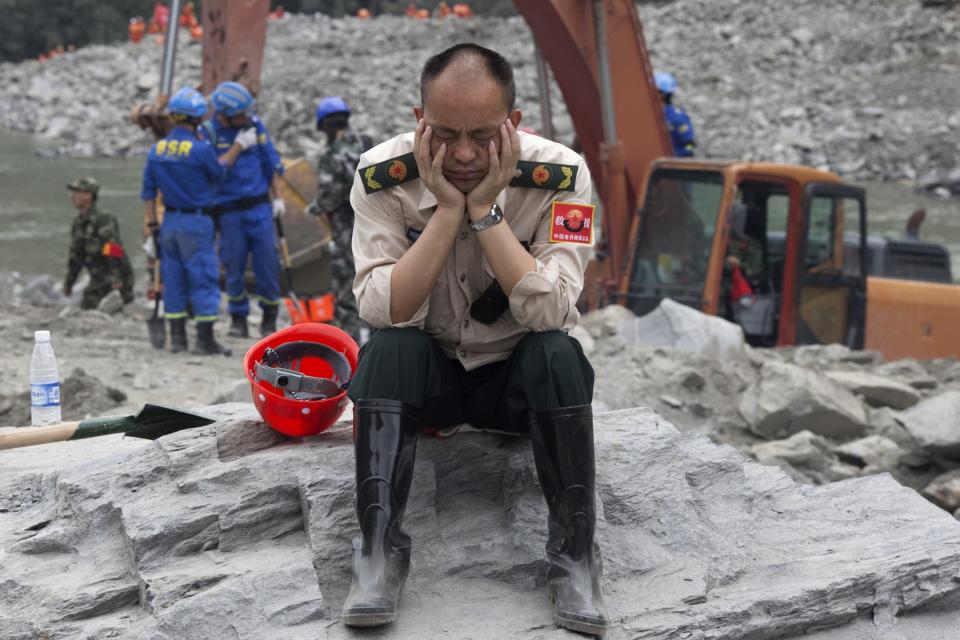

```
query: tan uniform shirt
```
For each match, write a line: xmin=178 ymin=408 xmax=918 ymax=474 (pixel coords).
xmin=350 ymin=131 xmax=592 ymax=371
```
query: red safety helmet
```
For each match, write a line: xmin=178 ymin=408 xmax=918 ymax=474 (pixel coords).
xmin=244 ymin=323 xmax=359 ymax=437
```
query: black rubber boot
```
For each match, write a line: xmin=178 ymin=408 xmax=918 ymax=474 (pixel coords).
xmin=342 ymin=399 xmax=419 ymax=627
xmin=169 ymin=318 xmax=188 ymax=353
xmin=260 ymin=305 xmax=278 ymax=337
xmin=191 ymin=321 xmax=232 ymax=356
xmin=530 ymin=405 xmax=609 ymax=636
xmin=227 ymin=313 xmax=248 ymax=338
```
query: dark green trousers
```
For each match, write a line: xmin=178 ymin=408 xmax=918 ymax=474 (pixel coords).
xmin=347 ymin=328 xmax=594 ymax=435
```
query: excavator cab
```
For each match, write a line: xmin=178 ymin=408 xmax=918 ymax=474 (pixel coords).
xmin=623 ymin=161 xmax=870 ymax=349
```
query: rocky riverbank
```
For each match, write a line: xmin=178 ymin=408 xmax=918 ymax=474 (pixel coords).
xmin=4 ymin=277 xmax=960 ymax=636
xmin=4 ymin=274 xmax=960 ymax=521
xmin=1 ymin=1 xmax=959 ymax=183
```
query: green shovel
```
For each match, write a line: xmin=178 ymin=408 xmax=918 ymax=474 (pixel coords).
xmin=0 ymin=404 xmax=216 ymax=450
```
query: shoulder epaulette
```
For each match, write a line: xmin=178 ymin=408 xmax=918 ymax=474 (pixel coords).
xmin=510 ymin=160 xmax=577 ymax=191
xmin=358 ymin=152 xmax=419 ymax=194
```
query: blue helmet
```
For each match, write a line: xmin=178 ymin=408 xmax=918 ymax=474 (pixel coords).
xmin=654 ymin=71 xmax=678 ymax=95
xmin=168 ymin=87 xmax=207 ymax=118
xmin=315 ymin=96 xmax=350 ymax=127
xmin=211 ymin=81 xmax=255 ymax=117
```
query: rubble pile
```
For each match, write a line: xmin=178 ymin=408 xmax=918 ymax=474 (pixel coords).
xmin=577 ymin=302 xmax=960 ymax=519
xmin=645 ymin=0 xmax=960 ymax=183
xmin=2 ymin=403 xmax=960 ymax=638
xmin=1 ymin=0 xmax=959 ymax=183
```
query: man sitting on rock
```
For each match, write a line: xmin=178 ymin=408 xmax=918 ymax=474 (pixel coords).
xmin=342 ymin=43 xmax=607 ymax=635
xmin=63 ymin=177 xmax=134 ymax=310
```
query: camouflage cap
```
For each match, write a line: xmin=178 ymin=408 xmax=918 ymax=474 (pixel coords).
xmin=66 ymin=176 xmax=99 ymax=195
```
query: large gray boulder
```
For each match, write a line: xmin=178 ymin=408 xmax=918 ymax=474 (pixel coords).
xmin=618 ymin=298 xmax=746 ymax=360
xmin=922 ymin=470 xmax=960 ymax=512
xmin=825 ymin=370 xmax=921 ymax=410
xmin=751 ymin=430 xmax=859 ymax=484
xmin=2 ymin=404 xmax=960 ymax=639
xmin=833 ymin=435 xmax=906 ymax=473
xmin=898 ymin=391 xmax=960 ymax=458
xmin=739 ymin=361 xmax=868 ymax=440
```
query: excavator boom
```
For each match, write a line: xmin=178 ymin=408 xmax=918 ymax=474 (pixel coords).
xmin=515 ymin=0 xmax=673 ymax=281
xmin=200 ymin=0 xmax=270 ymax=95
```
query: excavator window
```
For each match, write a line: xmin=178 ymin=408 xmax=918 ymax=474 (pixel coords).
xmin=805 ymin=197 xmax=836 ymax=269
xmin=627 ymin=169 xmax=724 ymax=316
xmin=724 ymin=181 xmax=792 ymax=345
xmin=797 ymin=191 xmax=867 ymax=347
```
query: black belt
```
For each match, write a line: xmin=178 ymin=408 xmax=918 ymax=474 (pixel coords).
xmin=207 ymin=193 xmax=271 ymax=216
xmin=165 ymin=207 xmax=209 ymax=215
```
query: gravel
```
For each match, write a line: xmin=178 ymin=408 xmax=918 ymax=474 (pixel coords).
xmin=0 ymin=1 xmax=958 ymax=183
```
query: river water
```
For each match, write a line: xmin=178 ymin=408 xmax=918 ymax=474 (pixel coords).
xmin=1 ymin=129 xmax=958 ymax=280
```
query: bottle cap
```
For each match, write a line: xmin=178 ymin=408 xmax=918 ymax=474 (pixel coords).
xmin=35 ymin=330 xmax=51 ymax=343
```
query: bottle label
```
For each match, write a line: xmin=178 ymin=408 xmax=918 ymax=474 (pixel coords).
xmin=31 ymin=382 xmax=61 ymax=408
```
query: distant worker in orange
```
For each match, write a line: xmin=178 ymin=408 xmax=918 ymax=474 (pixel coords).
xmin=179 ymin=2 xmax=198 ymax=29
xmin=406 ymin=3 xmax=418 ymax=17
xmin=415 ymin=8 xmax=430 ymax=19
xmin=437 ymin=1 xmax=451 ymax=17
xmin=270 ymin=5 xmax=286 ymax=19
xmin=453 ymin=3 xmax=474 ymax=17
xmin=129 ymin=17 xmax=146 ymax=44
xmin=357 ymin=8 xmax=372 ymax=19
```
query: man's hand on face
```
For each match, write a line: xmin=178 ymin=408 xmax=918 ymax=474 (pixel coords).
xmin=413 ymin=119 xmax=465 ymax=212
xmin=465 ymin=119 xmax=521 ymax=214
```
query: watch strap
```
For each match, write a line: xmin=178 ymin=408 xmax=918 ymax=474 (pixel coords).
xmin=469 ymin=203 xmax=503 ymax=232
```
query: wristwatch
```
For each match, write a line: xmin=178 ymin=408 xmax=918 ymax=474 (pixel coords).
xmin=469 ymin=203 xmax=504 ymax=232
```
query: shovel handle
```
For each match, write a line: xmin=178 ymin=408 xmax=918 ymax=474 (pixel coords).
xmin=0 ymin=422 xmax=81 ymax=450
xmin=274 ymin=216 xmax=299 ymax=302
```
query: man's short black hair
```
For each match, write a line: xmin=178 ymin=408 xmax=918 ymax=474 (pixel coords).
xmin=420 ymin=43 xmax=516 ymax=112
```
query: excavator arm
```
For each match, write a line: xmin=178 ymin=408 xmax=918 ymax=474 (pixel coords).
xmin=515 ymin=0 xmax=673 ymax=288
xmin=131 ymin=0 xmax=269 ymax=138
xmin=200 ymin=0 xmax=270 ymax=95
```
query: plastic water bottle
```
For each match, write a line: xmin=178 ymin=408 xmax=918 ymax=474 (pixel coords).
xmin=30 ymin=330 xmax=61 ymax=426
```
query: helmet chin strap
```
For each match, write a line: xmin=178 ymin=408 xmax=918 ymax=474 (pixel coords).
xmin=253 ymin=341 xmax=353 ymax=401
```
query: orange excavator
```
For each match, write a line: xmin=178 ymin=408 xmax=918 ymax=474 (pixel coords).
xmin=137 ymin=0 xmax=960 ymax=361
xmin=515 ymin=0 xmax=960 ymax=362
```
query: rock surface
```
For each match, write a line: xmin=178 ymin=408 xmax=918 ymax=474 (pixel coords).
xmin=2 ymin=1 xmax=960 ymax=185
xmin=923 ymin=470 xmax=960 ymax=511
xmin=751 ymin=430 xmax=860 ymax=484
xmin=2 ymin=404 xmax=960 ymax=639
xmin=739 ymin=361 xmax=868 ymax=440
xmin=825 ymin=370 xmax=921 ymax=409
xmin=898 ymin=390 xmax=960 ymax=458
xmin=833 ymin=434 xmax=906 ymax=472
xmin=618 ymin=297 xmax=745 ymax=360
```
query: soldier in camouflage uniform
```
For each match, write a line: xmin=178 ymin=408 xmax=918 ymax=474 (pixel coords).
xmin=63 ymin=177 xmax=135 ymax=310
xmin=306 ymin=96 xmax=373 ymax=341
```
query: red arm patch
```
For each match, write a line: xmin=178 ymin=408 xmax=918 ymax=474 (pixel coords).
xmin=101 ymin=241 xmax=126 ymax=258
xmin=549 ymin=201 xmax=595 ymax=245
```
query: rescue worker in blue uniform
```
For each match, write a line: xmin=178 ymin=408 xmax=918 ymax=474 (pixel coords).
xmin=655 ymin=71 xmax=696 ymax=157
xmin=141 ymin=87 xmax=254 ymax=355
xmin=203 ymin=81 xmax=286 ymax=339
